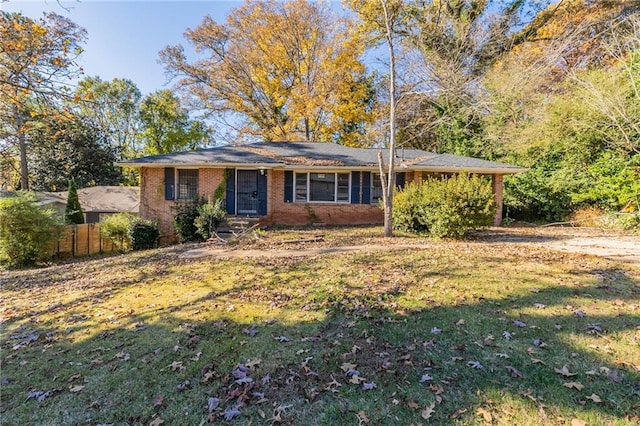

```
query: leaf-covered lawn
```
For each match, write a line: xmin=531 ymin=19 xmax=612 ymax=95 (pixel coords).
xmin=1 ymin=227 xmax=639 ymax=425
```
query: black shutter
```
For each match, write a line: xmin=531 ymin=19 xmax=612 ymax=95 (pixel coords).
xmin=257 ymin=171 xmax=267 ymax=215
xmin=225 ymin=169 xmax=236 ymax=215
xmin=362 ymin=171 xmax=371 ymax=204
xmin=284 ymin=170 xmax=293 ymax=202
xmin=164 ymin=167 xmax=175 ymax=200
xmin=396 ymin=172 xmax=406 ymax=189
xmin=350 ymin=171 xmax=361 ymax=204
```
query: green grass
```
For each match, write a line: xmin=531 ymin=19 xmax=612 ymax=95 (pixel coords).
xmin=1 ymin=227 xmax=639 ymax=425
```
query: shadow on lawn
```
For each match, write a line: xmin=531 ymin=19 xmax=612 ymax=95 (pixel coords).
xmin=1 ymin=249 xmax=639 ymax=425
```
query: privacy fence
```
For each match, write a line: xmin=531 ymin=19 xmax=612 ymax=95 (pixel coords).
xmin=47 ymin=223 xmax=117 ymax=258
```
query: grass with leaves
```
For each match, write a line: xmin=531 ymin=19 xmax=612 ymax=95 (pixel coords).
xmin=1 ymin=226 xmax=639 ymax=425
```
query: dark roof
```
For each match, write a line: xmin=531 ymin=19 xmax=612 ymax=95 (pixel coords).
xmin=118 ymin=142 xmax=525 ymax=174
xmin=39 ymin=186 xmax=139 ymax=213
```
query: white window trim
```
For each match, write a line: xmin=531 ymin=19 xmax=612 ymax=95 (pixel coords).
xmin=293 ymin=171 xmax=351 ymax=204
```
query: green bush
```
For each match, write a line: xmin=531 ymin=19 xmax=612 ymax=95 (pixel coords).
xmin=100 ymin=213 xmax=159 ymax=251
xmin=393 ymin=174 xmax=496 ymax=238
xmin=194 ymin=198 xmax=227 ymax=240
xmin=172 ymin=198 xmax=206 ymax=243
xmin=100 ymin=213 xmax=135 ymax=252
xmin=0 ymin=193 xmax=62 ymax=267
xmin=130 ymin=220 xmax=160 ymax=250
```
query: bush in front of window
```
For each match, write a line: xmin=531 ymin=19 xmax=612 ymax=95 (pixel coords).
xmin=194 ymin=198 xmax=227 ymax=240
xmin=172 ymin=197 xmax=206 ymax=243
xmin=393 ymin=173 xmax=496 ymax=238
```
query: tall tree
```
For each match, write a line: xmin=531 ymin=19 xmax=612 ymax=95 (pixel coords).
xmin=160 ymin=0 xmax=375 ymax=145
xmin=138 ymin=89 xmax=210 ymax=155
xmin=73 ymin=76 xmax=142 ymax=159
xmin=0 ymin=11 xmax=86 ymax=190
xmin=366 ymin=0 xmax=564 ymax=156
xmin=28 ymin=111 xmax=122 ymax=191
xmin=65 ymin=177 xmax=84 ymax=224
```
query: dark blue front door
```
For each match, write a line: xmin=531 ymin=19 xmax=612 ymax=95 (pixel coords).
xmin=236 ymin=170 xmax=267 ymax=216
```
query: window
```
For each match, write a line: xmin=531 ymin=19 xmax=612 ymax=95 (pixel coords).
xmin=294 ymin=172 xmax=350 ymax=203
xmin=177 ymin=169 xmax=198 ymax=200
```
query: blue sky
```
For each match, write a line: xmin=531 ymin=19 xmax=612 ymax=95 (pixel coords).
xmin=2 ymin=1 xmax=251 ymax=95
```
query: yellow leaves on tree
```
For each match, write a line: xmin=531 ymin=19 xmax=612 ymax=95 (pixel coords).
xmin=160 ymin=0 xmax=375 ymax=145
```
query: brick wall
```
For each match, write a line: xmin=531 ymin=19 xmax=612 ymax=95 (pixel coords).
xmin=140 ymin=167 xmax=384 ymax=240
xmin=265 ymin=170 xmax=383 ymax=225
xmin=140 ymin=167 xmax=226 ymax=243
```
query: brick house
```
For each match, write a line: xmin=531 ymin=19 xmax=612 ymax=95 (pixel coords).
xmin=118 ymin=142 xmax=525 ymax=242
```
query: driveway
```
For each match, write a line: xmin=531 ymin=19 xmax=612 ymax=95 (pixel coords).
xmin=483 ymin=227 xmax=640 ymax=265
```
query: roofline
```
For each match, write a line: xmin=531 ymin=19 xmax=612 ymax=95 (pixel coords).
xmin=117 ymin=162 xmax=527 ymax=175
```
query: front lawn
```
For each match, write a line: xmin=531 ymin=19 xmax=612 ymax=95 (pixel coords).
xmin=1 ymin=227 xmax=639 ymax=425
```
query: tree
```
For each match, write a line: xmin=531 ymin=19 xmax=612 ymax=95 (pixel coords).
xmin=65 ymin=177 xmax=84 ymax=224
xmin=0 ymin=192 xmax=62 ymax=267
xmin=160 ymin=0 xmax=375 ymax=145
xmin=138 ymin=89 xmax=210 ymax=155
xmin=0 ymin=12 xmax=86 ymax=190
xmin=73 ymin=76 xmax=142 ymax=159
xmin=347 ymin=0 xmax=407 ymax=236
xmin=28 ymin=111 xmax=122 ymax=191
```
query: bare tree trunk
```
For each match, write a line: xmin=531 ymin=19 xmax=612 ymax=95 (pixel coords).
xmin=380 ymin=0 xmax=396 ymax=237
xmin=14 ymin=108 xmax=29 ymax=191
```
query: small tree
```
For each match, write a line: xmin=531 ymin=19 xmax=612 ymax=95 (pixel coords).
xmin=0 ymin=192 xmax=62 ymax=267
xmin=65 ymin=178 xmax=84 ymax=224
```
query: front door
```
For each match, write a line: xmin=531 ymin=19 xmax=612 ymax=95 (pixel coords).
xmin=235 ymin=170 xmax=268 ymax=216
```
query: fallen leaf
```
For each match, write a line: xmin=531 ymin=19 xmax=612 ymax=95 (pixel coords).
xmin=571 ymin=419 xmax=586 ymax=426
xmin=505 ymin=366 xmax=524 ymax=378
xmin=355 ymin=411 xmax=369 ymax=424
xmin=153 ymin=395 xmax=164 ymax=407
xmin=585 ymin=393 xmax=602 ymax=403
xmin=223 ymin=406 xmax=241 ymax=421
xmin=207 ymin=397 xmax=219 ymax=412
xmin=468 ymin=361 xmax=483 ymax=369
xmin=563 ymin=381 xmax=585 ymax=391
xmin=421 ymin=401 xmax=436 ymax=420
xmin=407 ymin=400 xmax=420 ymax=410
xmin=420 ymin=373 xmax=433 ymax=383
xmin=362 ymin=382 xmax=376 ymax=390
xmin=341 ymin=362 xmax=357 ymax=372
xmin=169 ymin=361 xmax=184 ymax=372
xmin=502 ymin=331 xmax=513 ymax=340
xmin=148 ymin=418 xmax=164 ymax=426
xmin=607 ymin=369 xmax=622 ymax=383
xmin=69 ymin=385 xmax=85 ymax=393
xmin=455 ymin=319 xmax=465 ymax=326
xmin=513 ymin=320 xmax=527 ymax=328
xmin=555 ymin=365 xmax=577 ymax=377
xmin=430 ymin=327 xmax=442 ymax=335
xmin=477 ymin=407 xmax=492 ymax=423
xmin=274 ymin=336 xmax=290 ymax=342
xmin=246 ymin=358 xmax=261 ymax=368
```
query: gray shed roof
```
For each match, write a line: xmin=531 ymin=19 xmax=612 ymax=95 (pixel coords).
xmin=118 ymin=142 xmax=525 ymax=174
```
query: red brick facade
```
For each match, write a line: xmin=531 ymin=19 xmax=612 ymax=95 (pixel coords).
xmin=140 ymin=166 xmax=504 ymax=242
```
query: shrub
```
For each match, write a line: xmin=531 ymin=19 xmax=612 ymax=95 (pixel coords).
xmin=65 ymin=177 xmax=84 ymax=224
xmin=100 ymin=213 xmax=159 ymax=251
xmin=100 ymin=213 xmax=135 ymax=252
xmin=194 ymin=198 xmax=227 ymax=240
xmin=130 ymin=220 xmax=160 ymax=250
xmin=393 ymin=174 xmax=496 ymax=238
xmin=0 ymin=193 xmax=62 ymax=267
xmin=172 ymin=198 xmax=206 ymax=243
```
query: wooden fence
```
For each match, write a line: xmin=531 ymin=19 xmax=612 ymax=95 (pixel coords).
xmin=47 ymin=224 xmax=117 ymax=258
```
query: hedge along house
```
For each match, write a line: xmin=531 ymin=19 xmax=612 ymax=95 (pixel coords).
xmin=117 ymin=142 xmax=526 ymax=242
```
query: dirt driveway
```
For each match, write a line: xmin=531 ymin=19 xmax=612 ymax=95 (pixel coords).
xmin=482 ymin=226 xmax=640 ymax=265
